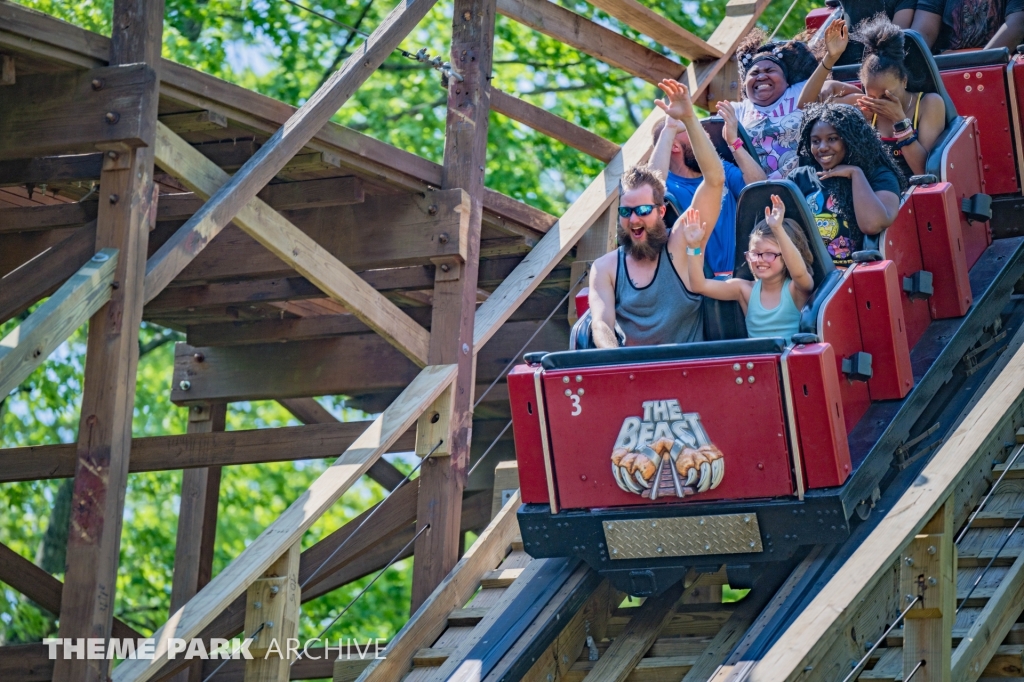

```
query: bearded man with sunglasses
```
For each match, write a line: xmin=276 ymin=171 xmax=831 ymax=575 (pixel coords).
xmin=588 ymin=79 xmax=726 ymax=348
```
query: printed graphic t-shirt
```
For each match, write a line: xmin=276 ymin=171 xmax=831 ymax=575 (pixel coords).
xmin=732 ymin=81 xmax=809 ymax=181
xmin=664 ymin=161 xmax=747 ymax=273
xmin=800 ymin=165 xmax=902 ymax=267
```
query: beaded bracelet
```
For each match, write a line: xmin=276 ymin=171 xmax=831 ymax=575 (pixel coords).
xmin=893 ymin=133 xmax=919 ymax=150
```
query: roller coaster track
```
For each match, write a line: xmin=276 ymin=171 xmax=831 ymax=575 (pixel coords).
xmin=340 ymin=254 xmax=1024 ymax=682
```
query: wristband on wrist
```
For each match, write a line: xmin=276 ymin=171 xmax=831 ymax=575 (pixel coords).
xmin=821 ymin=59 xmax=835 ymax=70
xmin=730 ymin=137 xmax=744 ymax=151
xmin=686 ymin=246 xmax=702 ymax=256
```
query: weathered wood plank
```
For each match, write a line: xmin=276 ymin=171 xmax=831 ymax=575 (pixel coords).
xmin=0 ymin=248 xmax=117 ymax=398
xmin=141 ymin=0 xmax=441 ymax=302
xmin=158 ymin=109 xmax=227 ymax=133
xmin=0 ymin=201 xmax=97 ymax=233
xmin=150 ymin=123 xmax=433 ymax=366
xmin=111 ymin=364 xmax=456 ymax=682
xmin=410 ymin=0 xmax=496 ymax=610
xmin=0 ymin=421 xmax=418 ymax=483
xmin=495 ymin=0 xmax=683 ymax=85
xmin=354 ymin=492 xmax=521 ymax=681
xmin=0 ymin=220 xmax=96 ymax=325
xmin=0 ymin=153 xmax=103 ymax=186
xmin=583 ymin=581 xmax=685 ymax=682
xmin=953 ymin=545 xmax=1024 ymax=680
xmin=0 ymin=65 xmax=157 ymax=160
xmin=584 ymin=0 xmax=721 ymax=60
xmin=491 ymin=90 xmax=620 ymax=162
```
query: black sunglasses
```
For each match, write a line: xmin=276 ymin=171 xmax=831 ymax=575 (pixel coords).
xmin=618 ymin=204 xmax=659 ymax=218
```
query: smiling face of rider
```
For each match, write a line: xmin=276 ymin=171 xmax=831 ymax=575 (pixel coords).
xmin=809 ymin=121 xmax=847 ymax=170
xmin=616 ymin=183 xmax=669 ymax=262
xmin=744 ymin=59 xmax=789 ymax=107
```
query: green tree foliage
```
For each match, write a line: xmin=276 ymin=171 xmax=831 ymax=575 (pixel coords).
xmin=1 ymin=0 xmax=815 ymax=659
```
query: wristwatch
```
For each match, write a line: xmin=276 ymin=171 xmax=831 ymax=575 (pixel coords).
xmin=686 ymin=246 xmax=702 ymax=256
xmin=893 ymin=118 xmax=913 ymax=134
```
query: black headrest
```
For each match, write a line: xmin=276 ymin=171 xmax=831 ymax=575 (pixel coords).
xmin=732 ymin=180 xmax=836 ymax=290
xmin=831 ymin=30 xmax=957 ymax=128
xmin=934 ymin=47 xmax=1010 ymax=70
xmin=701 ymin=117 xmax=758 ymax=166
xmin=540 ymin=337 xmax=787 ymax=370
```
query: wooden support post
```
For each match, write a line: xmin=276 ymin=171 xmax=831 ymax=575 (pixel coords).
xmin=1 ymin=55 xmax=14 ymax=85
xmin=244 ymin=542 xmax=300 ymax=682
xmin=901 ymin=501 xmax=954 ymax=682
xmin=55 ymin=1 xmax=162 ymax=680
xmin=568 ymin=204 xmax=617 ymax=325
xmin=169 ymin=401 xmax=226 ymax=682
xmin=410 ymin=0 xmax=497 ymax=612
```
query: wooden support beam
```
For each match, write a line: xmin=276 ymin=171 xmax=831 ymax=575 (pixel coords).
xmin=568 ymin=204 xmax=616 ymax=324
xmin=169 ymin=318 xmax=567 ymax=405
xmin=583 ymin=581 xmax=685 ymax=682
xmin=410 ymin=0 xmax=497 ymax=611
xmin=901 ymin=502 xmax=954 ymax=682
xmin=743 ymin=337 xmax=1024 ymax=679
xmin=356 ymin=492 xmax=522 ymax=681
xmin=0 ymin=421 xmax=417 ymax=483
xmin=0 ymin=220 xmax=96 ymax=325
xmin=111 ymin=364 xmax=456 ymax=682
xmin=0 ymin=201 xmax=97 ymax=233
xmin=142 ymin=0 xmax=441 ymax=302
xmin=56 ymin=1 xmax=163 ymax=678
xmin=169 ymin=401 xmax=226 ymax=682
xmin=0 ymin=55 xmax=14 ymax=85
xmin=490 ymin=90 xmax=620 ymax=162
xmin=244 ymin=543 xmax=300 ymax=681
xmin=0 ymin=152 xmax=103 ymax=186
xmin=0 ymin=64 xmax=157 ymax=160
xmin=158 ymin=109 xmax=227 ymax=133
xmin=0 ymin=542 xmax=141 ymax=640
xmin=495 ymin=0 xmax=683 ymax=84
xmin=149 ymin=123 xmax=433 ymax=366
xmin=583 ymin=0 xmax=721 ymax=60
xmin=0 ymin=248 xmax=117 ymax=398
xmin=278 ymin=397 xmax=406 ymax=490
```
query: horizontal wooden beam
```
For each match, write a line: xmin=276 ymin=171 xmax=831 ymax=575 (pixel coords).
xmin=0 ymin=152 xmax=103 ymax=186
xmin=0 ymin=65 xmax=157 ymax=160
xmin=149 ymin=123 xmax=433 ymax=366
xmin=0 ymin=542 xmax=141 ymax=640
xmin=170 ymin=319 xmax=568 ymax=403
xmin=490 ymin=90 xmax=620 ymax=162
xmin=0 ymin=201 xmax=97 ymax=233
xmin=158 ymin=109 xmax=227 ymax=134
xmin=495 ymin=0 xmax=683 ymax=84
xmin=586 ymin=0 xmax=721 ymax=60
xmin=0 ymin=248 xmax=117 ymax=397
xmin=111 ymin=364 xmax=456 ymax=682
xmin=0 ymin=421 xmax=418 ymax=483
xmin=0 ymin=220 xmax=95 ymax=325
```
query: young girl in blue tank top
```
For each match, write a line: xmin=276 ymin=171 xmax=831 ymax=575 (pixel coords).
xmin=683 ymin=195 xmax=815 ymax=342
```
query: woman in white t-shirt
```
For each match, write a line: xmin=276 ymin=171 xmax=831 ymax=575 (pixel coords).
xmin=730 ymin=34 xmax=818 ymax=180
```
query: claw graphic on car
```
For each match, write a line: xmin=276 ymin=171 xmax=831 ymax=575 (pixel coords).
xmin=611 ymin=399 xmax=724 ymax=499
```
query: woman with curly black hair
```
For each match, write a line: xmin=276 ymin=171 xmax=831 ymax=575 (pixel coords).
xmin=730 ymin=29 xmax=819 ymax=180
xmin=791 ymin=103 xmax=907 ymax=267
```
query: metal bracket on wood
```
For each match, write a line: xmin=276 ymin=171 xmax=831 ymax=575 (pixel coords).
xmin=244 ymin=542 xmax=300 ymax=681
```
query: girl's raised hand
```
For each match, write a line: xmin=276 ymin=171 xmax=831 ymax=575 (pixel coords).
xmin=824 ymin=19 xmax=848 ymax=65
xmin=765 ymin=194 xmax=785 ymax=231
xmin=681 ymin=207 xmax=704 ymax=248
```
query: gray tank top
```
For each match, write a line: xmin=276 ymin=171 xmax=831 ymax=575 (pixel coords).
xmin=615 ymin=244 xmax=704 ymax=346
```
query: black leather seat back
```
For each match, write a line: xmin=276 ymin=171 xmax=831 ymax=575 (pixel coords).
xmin=732 ymin=180 xmax=835 ymax=288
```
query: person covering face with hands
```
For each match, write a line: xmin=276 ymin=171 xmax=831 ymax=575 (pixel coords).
xmin=588 ymin=79 xmax=725 ymax=349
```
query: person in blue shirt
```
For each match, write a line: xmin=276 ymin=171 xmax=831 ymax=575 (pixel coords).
xmin=651 ymin=101 xmax=766 ymax=274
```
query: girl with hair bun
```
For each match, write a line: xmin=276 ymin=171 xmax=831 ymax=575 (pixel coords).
xmin=730 ymin=31 xmax=819 ymax=181
xmin=798 ymin=14 xmax=945 ymax=178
